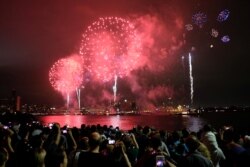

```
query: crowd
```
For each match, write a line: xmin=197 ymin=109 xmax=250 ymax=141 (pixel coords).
xmin=1 ymin=114 xmax=250 ymax=167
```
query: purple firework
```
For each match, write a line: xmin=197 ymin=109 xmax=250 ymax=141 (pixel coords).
xmin=221 ymin=35 xmax=230 ymax=43
xmin=217 ymin=9 xmax=230 ymax=22
xmin=192 ymin=12 xmax=207 ymax=28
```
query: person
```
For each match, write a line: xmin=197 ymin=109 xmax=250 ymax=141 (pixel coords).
xmin=121 ymin=133 xmax=139 ymax=166
xmin=108 ymin=140 xmax=133 ymax=167
xmin=30 ymin=134 xmax=47 ymax=167
xmin=135 ymin=135 xmax=177 ymax=167
xmin=77 ymin=131 xmax=109 ymax=167
xmin=167 ymin=130 xmax=189 ymax=164
xmin=68 ymin=136 xmax=89 ymax=167
xmin=0 ymin=147 xmax=8 ymax=167
xmin=179 ymin=135 xmax=214 ymax=167
xmin=44 ymin=123 xmax=68 ymax=167
xmin=220 ymin=128 xmax=248 ymax=167
xmin=0 ymin=124 xmax=15 ymax=167
xmin=201 ymin=124 xmax=226 ymax=167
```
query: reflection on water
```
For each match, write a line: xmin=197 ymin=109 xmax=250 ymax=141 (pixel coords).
xmin=35 ymin=111 xmax=250 ymax=132
xmin=37 ymin=114 xmax=207 ymax=132
xmin=185 ymin=116 xmax=204 ymax=132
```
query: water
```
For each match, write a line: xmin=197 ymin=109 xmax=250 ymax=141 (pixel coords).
xmin=36 ymin=114 xmax=207 ymax=132
xmin=36 ymin=111 xmax=250 ymax=133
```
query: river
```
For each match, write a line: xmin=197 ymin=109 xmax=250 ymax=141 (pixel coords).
xmin=36 ymin=111 xmax=250 ymax=132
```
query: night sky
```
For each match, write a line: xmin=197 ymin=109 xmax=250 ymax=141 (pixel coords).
xmin=0 ymin=0 xmax=250 ymax=108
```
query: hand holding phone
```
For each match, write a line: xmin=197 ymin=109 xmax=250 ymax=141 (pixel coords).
xmin=108 ymin=139 xmax=115 ymax=144
xmin=156 ymin=155 xmax=165 ymax=167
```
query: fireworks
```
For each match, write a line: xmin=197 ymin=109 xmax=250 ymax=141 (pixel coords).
xmin=217 ymin=9 xmax=230 ymax=22
xmin=49 ymin=55 xmax=84 ymax=94
xmin=186 ymin=8 xmax=231 ymax=47
xmin=192 ymin=12 xmax=207 ymax=28
xmin=79 ymin=17 xmax=142 ymax=82
xmin=185 ymin=24 xmax=193 ymax=31
xmin=221 ymin=35 xmax=230 ymax=43
xmin=211 ymin=28 xmax=219 ymax=38
xmin=188 ymin=53 xmax=194 ymax=105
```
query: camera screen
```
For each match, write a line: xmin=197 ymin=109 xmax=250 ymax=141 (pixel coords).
xmin=156 ymin=155 xmax=165 ymax=167
xmin=108 ymin=139 xmax=115 ymax=144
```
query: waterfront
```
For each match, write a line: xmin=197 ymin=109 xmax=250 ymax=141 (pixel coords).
xmin=37 ymin=114 xmax=203 ymax=132
xmin=36 ymin=111 xmax=250 ymax=132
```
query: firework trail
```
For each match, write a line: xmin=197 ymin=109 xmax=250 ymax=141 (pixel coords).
xmin=66 ymin=93 xmax=70 ymax=110
xmin=112 ymin=75 xmax=118 ymax=103
xmin=188 ymin=52 xmax=194 ymax=105
xmin=76 ymin=88 xmax=81 ymax=110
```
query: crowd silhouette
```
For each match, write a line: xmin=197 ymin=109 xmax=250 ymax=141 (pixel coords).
xmin=1 ymin=112 xmax=250 ymax=167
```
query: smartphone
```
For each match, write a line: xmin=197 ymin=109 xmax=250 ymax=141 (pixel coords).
xmin=62 ymin=129 xmax=67 ymax=134
xmin=108 ymin=139 xmax=115 ymax=144
xmin=224 ymin=126 xmax=231 ymax=130
xmin=156 ymin=155 xmax=165 ymax=167
xmin=49 ymin=123 xmax=53 ymax=129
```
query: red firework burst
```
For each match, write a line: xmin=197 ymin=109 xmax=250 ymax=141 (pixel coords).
xmin=79 ymin=17 xmax=142 ymax=82
xmin=49 ymin=55 xmax=84 ymax=94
